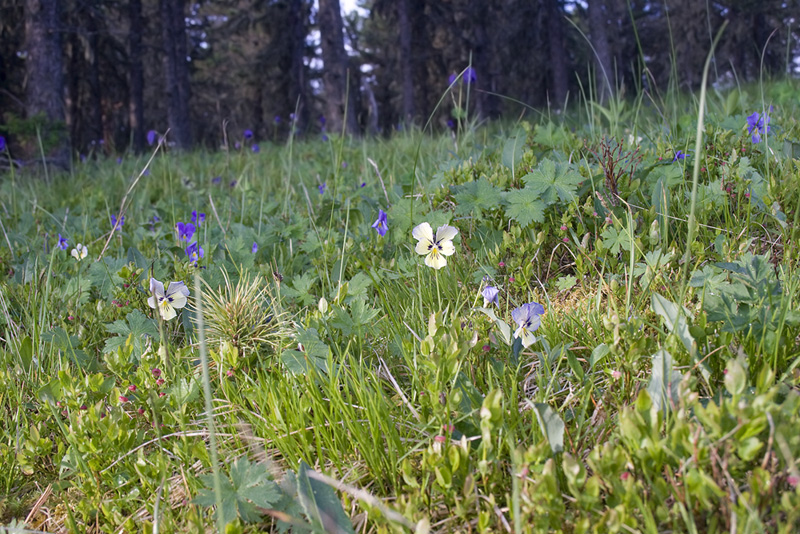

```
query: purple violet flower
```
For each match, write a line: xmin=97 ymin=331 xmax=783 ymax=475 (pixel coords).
xmin=371 ymin=209 xmax=388 ymax=237
xmin=185 ymin=242 xmax=204 ymax=265
xmin=57 ymin=234 xmax=68 ymax=250
xmin=251 ymin=242 xmax=258 ymax=253
xmin=482 ymin=285 xmax=499 ymax=307
xmin=244 ymin=129 xmax=253 ymax=139
xmin=251 ymin=144 xmax=260 ymax=153
xmin=318 ymin=183 xmax=327 ymax=194
xmin=111 ymin=214 xmax=125 ymax=229
xmin=191 ymin=211 xmax=205 ymax=225
xmin=176 ymin=222 xmax=196 ymax=242
xmin=147 ymin=130 xmax=157 ymax=146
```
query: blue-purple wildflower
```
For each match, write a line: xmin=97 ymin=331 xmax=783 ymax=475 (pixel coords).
xmin=371 ymin=209 xmax=388 ymax=237
xmin=176 ymin=222 xmax=196 ymax=242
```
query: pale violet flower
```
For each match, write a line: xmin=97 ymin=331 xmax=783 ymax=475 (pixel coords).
xmin=412 ymin=222 xmax=458 ymax=270
xmin=511 ymin=302 xmax=545 ymax=348
xmin=147 ymin=278 xmax=189 ymax=321
xmin=371 ymin=209 xmax=388 ymax=237
xmin=482 ymin=285 xmax=499 ymax=307
xmin=71 ymin=244 xmax=88 ymax=261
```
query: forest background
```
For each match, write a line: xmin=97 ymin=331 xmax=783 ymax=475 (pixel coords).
xmin=1 ymin=0 xmax=798 ymax=163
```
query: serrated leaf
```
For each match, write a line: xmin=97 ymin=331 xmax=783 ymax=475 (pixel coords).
xmin=530 ymin=402 xmax=564 ymax=454
xmin=502 ymin=129 xmax=527 ymax=178
xmin=503 ymin=188 xmax=545 ymax=228
xmin=521 ymin=158 xmax=582 ymax=205
xmin=453 ymin=177 xmax=502 ymax=219
xmin=296 ymin=462 xmax=354 ymax=534
xmin=103 ymin=310 xmax=159 ymax=361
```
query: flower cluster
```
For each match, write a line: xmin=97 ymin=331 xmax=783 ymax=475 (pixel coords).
xmin=746 ymin=111 xmax=771 ymax=143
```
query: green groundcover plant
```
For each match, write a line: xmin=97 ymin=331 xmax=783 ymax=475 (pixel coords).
xmin=0 ymin=80 xmax=799 ymax=533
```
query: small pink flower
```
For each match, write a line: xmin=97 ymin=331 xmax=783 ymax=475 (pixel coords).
xmin=119 ymin=395 xmax=129 ymax=403
xmin=482 ymin=344 xmax=490 ymax=352
xmin=158 ymin=392 xmax=166 ymax=398
xmin=788 ymin=475 xmax=799 ymax=488
xmin=156 ymin=378 xmax=165 ymax=386
xmin=152 ymin=368 xmax=161 ymax=378
xmin=80 ymin=404 xmax=87 ymax=410
xmin=443 ymin=424 xmax=454 ymax=433
xmin=560 ymin=225 xmax=567 ymax=231
xmin=227 ymin=369 xmax=234 ymax=378
xmin=611 ymin=370 xmax=622 ymax=379
xmin=138 ymin=408 xmax=145 ymax=415
xmin=67 ymin=315 xmax=74 ymax=321
xmin=128 ymin=384 xmax=137 ymax=392
xmin=509 ymin=277 xmax=515 ymax=283
xmin=620 ymin=471 xmax=630 ymax=481
xmin=434 ymin=435 xmax=447 ymax=443
xmin=498 ymin=262 xmax=505 ymax=268
xmin=562 ymin=237 xmax=569 ymax=242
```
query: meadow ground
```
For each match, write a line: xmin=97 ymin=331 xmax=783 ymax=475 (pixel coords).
xmin=1 ymin=80 xmax=800 ymax=533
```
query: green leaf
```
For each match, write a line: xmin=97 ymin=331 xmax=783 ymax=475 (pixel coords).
xmin=193 ymin=457 xmax=282 ymax=526
xmin=501 ymin=128 xmax=527 ymax=178
xmin=281 ymin=327 xmax=330 ymax=375
xmin=474 ymin=307 xmax=512 ymax=345
xmin=521 ymin=158 xmax=582 ymax=205
xmin=103 ymin=310 xmax=159 ymax=361
xmin=452 ymin=177 xmax=502 ymax=219
xmin=646 ymin=349 xmax=680 ymax=412
xmin=531 ymin=402 xmax=565 ymax=454
xmin=503 ymin=188 xmax=545 ymax=228
xmin=296 ymin=462 xmax=354 ymax=534
xmin=589 ymin=343 xmax=609 ymax=370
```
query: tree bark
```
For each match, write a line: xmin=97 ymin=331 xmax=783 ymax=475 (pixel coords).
xmin=160 ymin=0 xmax=192 ymax=148
xmin=24 ymin=0 xmax=69 ymax=164
xmin=545 ymin=0 xmax=569 ymax=108
xmin=588 ymin=0 xmax=614 ymax=102
xmin=288 ymin=0 xmax=309 ymax=132
xmin=129 ymin=0 xmax=145 ymax=152
xmin=86 ymin=5 xmax=103 ymax=145
xmin=397 ymin=0 xmax=414 ymax=124
xmin=318 ymin=0 xmax=359 ymax=136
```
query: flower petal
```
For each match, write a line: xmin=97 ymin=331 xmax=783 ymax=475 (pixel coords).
xmin=160 ymin=303 xmax=177 ymax=321
xmin=511 ymin=305 xmax=528 ymax=327
xmin=165 ymin=282 xmax=189 ymax=309
xmin=435 ymin=224 xmax=458 ymax=243
xmin=147 ymin=295 xmax=158 ymax=309
xmin=425 ymin=250 xmax=447 ymax=270
xmin=412 ymin=222 xmax=434 ymax=244
xmin=150 ymin=278 xmax=165 ymax=297
xmin=415 ymin=240 xmax=433 ymax=256
xmin=438 ymin=240 xmax=456 ymax=256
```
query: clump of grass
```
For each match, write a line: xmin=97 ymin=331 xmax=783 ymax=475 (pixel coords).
xmin=199 ymin=269 xmax=289 ymax=365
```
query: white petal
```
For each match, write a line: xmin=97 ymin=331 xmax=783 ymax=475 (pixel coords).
xmin=150 ymin=278 xmax=165 ymax=297
xmin=438 ymin=240 xmax=456 ymax=256
xmin=520 ymin=329 xmax=536 ymax=347
xmin=511 ymin=305 xmax=527 ymax=327
xmin=412 ymin=222 xmax=434 ymax=243
xmin=160 ymin=303 xmax=177 ymax=321
xmin=435 ymin=224 xmax=458 ymax=243
xmin=71 ymin=249 xmax=79 ymax=259
xmin=166 ymin=281 xmax=189 ymax=298
xmin=147 ymin=295 xmax=158 ymax=309
xmin=425 ymin=251 xmax=447 ymax=270
xmin=415 ymin=240 xmax=433 ymax=255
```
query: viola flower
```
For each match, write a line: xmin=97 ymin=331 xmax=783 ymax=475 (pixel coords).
xmin=318 ymin=183 xmax=327 ymax=194
xmin=147 ymin=277 xmax=189 ymax=321
xmin=191 ymin=211 xmax=205 ymax=225
xmin=482 ymin=285 xmax=499 ymax=307
xmin=251 ymin=144 xmax=260 ymax=153
xmin=147 ymin=130 xmax=157 ymax=146
xmin=111 ymin=214 xmax=125 ymax=229
xmin=412 ymin=222 xmax=458 ymax=270
xmin=251 ymin=242 xmax=258 ymax=253
xmin=673 ymin=150 xmax=686 ymax=162
xmin=57 ymin=234 xmax=68 ymax=250
xmin=448 ymin=73 xmax=457 ymax=85
xmin=371 ymin=209 xmax=388 ymax=237
xmin=464 ymin=67 xmax=477 ymax=84
xmin=71 ymin=244 xmax=88 ymax=261
xmin=511 ymin=302 xmax=545 ymax=348
xmin=212 ymin=176 xmax=222 ymax=185
xmin=243 ymin=129 xmax=253 ymax=139
xmin=274 ymin=115 xmax=281 ymax=124
xmin=176 ymin=222 xmax=196 ymax=242
xmin=746 ymin=111 xmax=770 ymax=143
xmin=0 ymin=136 xmax=5 ymax=151
xmin=185 ymin=241 xmax=204 ymax=265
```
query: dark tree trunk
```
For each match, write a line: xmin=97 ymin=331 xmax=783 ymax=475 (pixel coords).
xmin=24 ymin=0 xmax=68 ymax=164
xmin=318 ymin=0 xmax=359 ymax=136
xmin=469 ymin=0 xmax=498 ymax=120
xmin=86 ymin=7 xmax=103 ymax=145
xmin=546 ymin=0 xmax=569 ymax=108
xmin=588 ymin=0 xmax=614 ymax=102
xmin=288 ymin=0 xmax=309 ymax=132
xmin=129 ymin=0 xmax=145 ymax=152
xmin=397 ymin=0 xmax=414 ymax=124
xmin=160 ymin=0 xmax=192 ymax=148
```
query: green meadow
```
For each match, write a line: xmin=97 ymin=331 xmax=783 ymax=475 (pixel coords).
xmin=1 ymin=80 xmax=800 ymax=533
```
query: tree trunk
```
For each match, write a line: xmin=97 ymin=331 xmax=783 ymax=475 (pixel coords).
xmin=397 ymin=0 xmax=414 ymax=124
xmin=160 ymin=0 xmax=192 ymax=148
xmin=545 ymin=0 xmax=569 ymax=108
xmin=288 ymin=0 xmax=309 ymax=133
xmin=86 ymin=6 xmax=103 ymax=145
xmin=318 ymin=0 xmax=359 ymax=136
xmin=129 ymin=0 xmax=145 ymax=152
xmin=588 ymin=0 xmax=614 ymax=102
xmin=24 ymin=0 xmax=69 ymax=164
